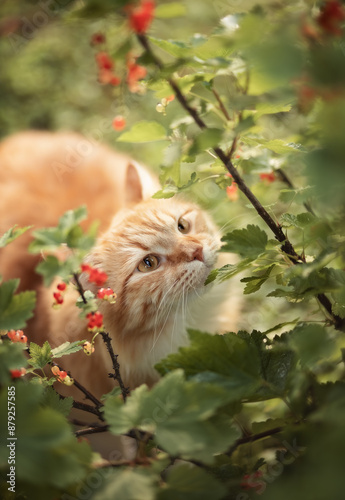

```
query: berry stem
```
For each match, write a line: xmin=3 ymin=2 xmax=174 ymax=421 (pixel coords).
xmin=73 ymin=272 xmax=88 ymax=304
xmin=99 ymin=330 xmax=130 ymax=402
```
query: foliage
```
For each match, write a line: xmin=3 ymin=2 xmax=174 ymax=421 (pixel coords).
xmin=1 ymin=0 xmax=345 ymax=499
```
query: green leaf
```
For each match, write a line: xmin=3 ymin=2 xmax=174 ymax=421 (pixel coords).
xmin=0 ymin=280 xmax=36 ymax=330
xmin=242 ymin=137 xmax=304 ymax=154
xmin=159 ymin=463 xmax=227 ymax=500
xmin=221 ymin=225 xmax=268 ymax=258
xmin=153 ymin=173 xmax=199 ymax=199
xmin=40 ymin=387 xmax=73 ymax=417
xmin=51 ymin=341 xmax=85 ymax=359
xmin=154 ymin=3 xmax=187 ymax=18
xmin=149 ymin=37 xmax=188 ymax=57
xmin=0 ymin=341 xmax=27 ymax=385
xmin=28 ymin=341 xmax=52 ymax=370
xmin=92 ymin=469 xmax=158 ymax=500
xmin=104 ymin=370 xmax=240 ymax=463
xmin=241 ymin=264 xmax=275 ymax=294
xmin=36 ymin=255 xmax=63 ymax=287
xmin=0 ymin=225 xmax=31 ymax=248
xmin=189 ymin=128 xmax=223 ymax=156
xmin=205 ymin=259 xmax=252 ymax=285
xmin=288 ymin=324 xmax=335 ymax=369
xmin=280 ymin=212 xmax=318 ymax=229
xmin=59 ymin=205 xmax=88 ymax=231
xmin=157 ymin=330 xmax=295 ymax=401
xmin=30 ymin=206 xmax=94 ymax=254
xmin=333 ymin=302 xmax=345 ymax=319
xmin=117 ymin=121 xmax=167 ymax=143
xmin=156 ymin=331 xmax=262 ymax=401
xmin=152 ymin=184 xmax=179 ymax=199
xmin=0 ymin=383 xmax=92 ymax=487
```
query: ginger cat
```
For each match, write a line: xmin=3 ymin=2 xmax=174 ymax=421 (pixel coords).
xmin=0 ymin=130 xmax=241 ymax=399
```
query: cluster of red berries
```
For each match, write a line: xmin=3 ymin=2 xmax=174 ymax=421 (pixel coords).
xmin=241 ymin=470 xmax=264 ymax=493
xmin=53 ymin=282 xmax=67 ymax=308
xmin=225 ymin=173 xmax=239 ymax=202
xmin=94 ymin=45 xmax=147 ymax=94
xmin=317 ymin=0 xmax=345 ymax=36
xmin=259 ymin=172 xmax=276 ymax=183
xmin=86 ymin=311 xmax=104 ymax=332
xmin=51 ymin=366 xmax=74 ymax=386
xmin=81 ymin=264 xmax=108 ymax=286
xmin=7 ymin=329 xmax=27 ymax=344
xmin=83 ymin=341 xmax=95 ymax=356
xmin=126 ymin=55 xmax=147 ymax=93
xmin=126 ymin=0 xmax=155 ymax=34
xmin=95 ymin=51 xmax=122 ymax=86
xmin=97 ymin=287 xmax=117 ymax=303
xmin=10 ymin=368 xmax=27 ymax=379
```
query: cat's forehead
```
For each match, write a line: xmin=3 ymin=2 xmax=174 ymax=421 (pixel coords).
xmin=107 ymin=198 xmax=217 ymax=252
xmin=123 ymin=198 xmax=212 ymax=231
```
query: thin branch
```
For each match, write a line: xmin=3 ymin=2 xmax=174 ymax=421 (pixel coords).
xmin=99 ymin=331 xmax=130 ymax=402
xmin=72 ymin=273 xmax=130 ymax=400
xmin=136 ymin=33 xmax=345 ymax=332
xmin=72 ymin=377 xmax=103 ymax=408
xmin=73 ymin=273 xmax=87 ymax=304
xmin=212 ymin=88 xmax=231 ymax=121
xmin=53 ymin=361 xmax=103 ymax=408
xmin=72 ymin=400 xmax=103 ymax=418
xmin=75 ymin=425 xmax=109 ymax=437
xmin=276 ymin=168 xmax=315 ymax=216
xmin=226 ymin=426 xmax=284 ymax=457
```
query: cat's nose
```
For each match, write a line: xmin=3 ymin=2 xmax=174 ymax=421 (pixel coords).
xmin=191 ymin=246 xmax=204 ymax=262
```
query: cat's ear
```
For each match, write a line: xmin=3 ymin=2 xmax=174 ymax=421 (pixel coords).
xmin=125 ymin=162 xmax=143 ymax=206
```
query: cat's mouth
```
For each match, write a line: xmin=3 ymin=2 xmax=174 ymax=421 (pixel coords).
xmin=179 ymin=259 xmax=213 ymax=292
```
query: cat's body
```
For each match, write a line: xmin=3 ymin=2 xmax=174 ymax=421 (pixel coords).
xmin=0 ymin=130 xmax=241 ymax=399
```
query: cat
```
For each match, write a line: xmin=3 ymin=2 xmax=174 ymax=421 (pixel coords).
xmin=0 ymin=130 xmax=241 ymax=400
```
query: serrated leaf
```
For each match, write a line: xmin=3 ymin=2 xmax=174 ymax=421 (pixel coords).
xmin=51 ymin=341 xmax=85 ymax=359
xmin=0 ymin=341 xmax=27 ymax=384
xmin=242 ymin=137 xmax=304 ymax=154
xmin=30 ymin=206 xmax=94 ymax=254
xmin=157 ymin=330 xmax=295 ymax=401
xmin=117 ymin=121 xmax=167 ymax=143
xmin=160 ymin=463 xmax=227 ymax=500
xmin=36 ymin=255 xmax=63 ymax=287
xmin=28 ymin=341 xmax=52 ymax=370
xmin=152 ymin=184 xmax=179 ymax=199
xmin=40 ymin=387 xmax=73 ymax=417
xmin=149 ymin=37 xmax=188 ymax=57
xmin=0 ymin=280 xmax=36 ymax=330
xmin=104 ymin=370 xmax=240 ymax=463
xmin=251 ymin=418 xmax=287 ymax=434
xmin=280 ymin=212 xmax=318 ymax=229
xmin=0 ymin=225 xmax=31 ymax=248
xmin=156 ymin=331 xmax=262 ymax=400
xmin=59 ymin=205 xmax=87 ymax=232
xmin=205 ymin=258 xmax=252 ymax=285
xmin=153 ymin=173 xmax=199 ymax=199
xmin=241 ymin=264 xmax=275 ymax=294
xmin=221 ymin=225 xmax=268 ymax=258
xmin=0 ymin=383 xmax=92 ymax=487
xmin=189 ymin=128 xmax=223 ymax=156
xmin=288 ymin=324 xmax=335 ymax=369
xmin=333 ymin=303 xmax=345 ymax=319
xmin=92 ymin=469 xmax=157 ymax=500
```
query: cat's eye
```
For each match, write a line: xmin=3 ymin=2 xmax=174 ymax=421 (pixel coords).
xmin=138 ymin=255 xmax=160 ymax=273
xmin=178 ymin=217 xmax=190 ymax=234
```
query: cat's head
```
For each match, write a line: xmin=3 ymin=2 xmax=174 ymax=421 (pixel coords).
xmin=83 ymin=197 xmax=221 ymax=334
